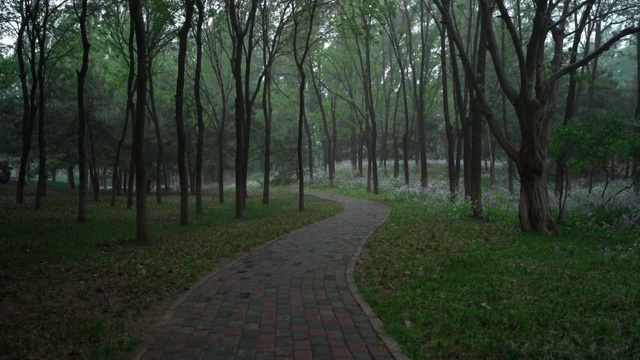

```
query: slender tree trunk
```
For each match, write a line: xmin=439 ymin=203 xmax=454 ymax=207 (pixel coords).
xmin=310 ymin=65 xmax=333 ymax=186
xmin=225 ymin=0 xmax=258 ymax=218
xmin=350 ymin=124 xmax=357 ymax=171
xmin=67 ymin=163 xmax=75 ymax=190
xmin=392 ymin=86 xmax=400 ymax=179
xmin=194 ymin=0 xmax=204 ymax=213
xmin=77 ymin=0 xmax=90 ymax=221
xmin=330 ymin=95 xmax=338 ymax=186
xmin=111 ymin=66 xmax=132 ymax=206
xmin=303 ymin=113 xmax=314 ymax=185
xmin=147 ymin=69 xmax=164 ymax=204
xmin=488 ymin=128 xmax=496 ymax=186
xmin=440 ymin=4 xmax=457 ymax=200
xmin=218 ymin=116 xmax=226 ymax=204
xmin=292 ymin=0 xmax=319 ymax=211
xmin=297 ymin=70 xmax=306 ymax=211
xmin=35 ymin=2 xmax=50 ymax=209
xmin=262 ymin=71 xmax=272 ymax=204
xmin=175 ymin=0 xmax=194 ymax=225
xmin=635 ymin=24 xmax=640 ymax=194
xmin=130 ymin=0 xmax=148 ymax=242
xmin=15 ymin=3 xmax=32 ymax=205
xmin=88 ymin=110 xmax=100 ymax=202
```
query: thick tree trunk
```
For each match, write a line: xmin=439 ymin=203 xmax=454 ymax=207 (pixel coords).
xmin=518 ymin=164 xmax=557 ymax=234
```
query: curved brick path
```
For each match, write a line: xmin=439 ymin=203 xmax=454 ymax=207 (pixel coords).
xmin=139 ymin=193 xmax=406 ymax=360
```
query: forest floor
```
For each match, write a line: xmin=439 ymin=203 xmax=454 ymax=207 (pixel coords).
xmin=0 ymin=183 xmax=341 ymax=359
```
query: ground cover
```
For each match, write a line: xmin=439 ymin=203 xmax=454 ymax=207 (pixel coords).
xmin=0 ymin=184 xmax=342 ymax=359
xmin=312 ymin=161 xmax=640 ymax=359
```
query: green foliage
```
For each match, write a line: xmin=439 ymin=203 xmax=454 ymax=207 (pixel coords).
xmin=552 ymin=113 xmax=639 ymax=172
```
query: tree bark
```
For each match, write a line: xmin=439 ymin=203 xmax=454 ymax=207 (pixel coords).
xmin=34 ymin=0 xmax=51 ymax=210
xmin=439 ymin=2 xmax=457 ymax=200
xmin=194 ymin=0 xmax=205 ymax=214
xmin=77 ymin=0 xmax=90 ymax=222
xmin=147 ymin=67 xmax=164 ymax=204
xmin=130 ymin=0 xmax=148 ymax=242
xmin=175 ymin=0 xmax=194 ymax=225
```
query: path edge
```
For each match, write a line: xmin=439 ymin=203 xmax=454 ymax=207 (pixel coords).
xmin=133 ymin=192 xmax=346 ymax=360
xmin=313 ymin=193 xmax=410 ymax=360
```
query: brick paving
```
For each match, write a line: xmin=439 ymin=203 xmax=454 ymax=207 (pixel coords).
xmin=139 ymin=193 xmax=405 ymax=360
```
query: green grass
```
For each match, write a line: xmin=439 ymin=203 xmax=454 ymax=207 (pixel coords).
xmin=0 ymin=184 xmax=342 ymax=359
xmin=311 ymin=163 xmax=640 ymax=359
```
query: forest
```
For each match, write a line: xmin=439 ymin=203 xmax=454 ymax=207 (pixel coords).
xmin=1 ymin=0 xmax=640 ymax=358
xmin=0 ymin=0 xmax=639 ymax=235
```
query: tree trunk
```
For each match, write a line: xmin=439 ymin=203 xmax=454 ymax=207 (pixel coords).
xmin=76 ymin=0 xmax=89 ymax=221
xmin=175 ymin=0 xmax=194 ymax=225
xmin=262 ymin=71 xmax=272 ymax=204
xmin=310 ymin=65 xmax=333 ymax=186
xmin=194 ymin=0 xmax=205 ymax=214
xmin=35 ymin=2 xmax=50 ymax=210
xmin=111 ymin=70 xmax=132 ymax=206
xmin=518 ymin=164 xmax=557 ymax=233
xmin=130 ymin=0 xmax=148 ymax=242
xmin=303 ymin=113 xmax=314 ymax=185
xmin=15 ymin=3 xmax=32 ymax=205
xmin=88 ymin=111 xmax=100 ymax=202
xmin=147 ymin=68 xmax=164 ymax=204
xmin=297 ymin=70 xmax=306 ymax=211
xmin=330 ymin=94 xmax=338 ymax=186
xmin=225 ymin=0 xmax=258 ymax=218
xmin=440 ymin=5 xmax=457 ymax=200
xmin=67 ymin=163 xmax=75 ymax=190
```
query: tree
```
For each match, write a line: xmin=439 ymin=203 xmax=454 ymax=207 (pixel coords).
xmin=260 ymin=0 xmax=292 ymax=204
xmin=75 ymin=0 xmax=89 ymax=223
xmin=224 ymin=0 xmax=259 ymax=218
xmin=434 ymin=0 xmax=640 ymax=234
xmin=130 ymin=0 xmax=148 ymax=242
xmin=203 ymin=9 xmax=232 ymax=204
xmin=175 ymin=0 xmax=195 ymax=225
xmin=292 ymin=0 xmax=319 ymax=211
xmin=381 ymin=0 xmax=411 ymax=185
xmin=437 ymin=0 xmax=458 ymax=200
xmin=403 ymin=0 xmax=431 ymax=190
xmin=194 ymin=0 xmax=205 ymax=214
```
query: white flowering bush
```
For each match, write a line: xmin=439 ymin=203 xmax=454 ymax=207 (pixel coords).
xmin=322 ymin=160 xmax=639 ymax=232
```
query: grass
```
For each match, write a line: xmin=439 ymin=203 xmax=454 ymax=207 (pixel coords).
xmin=311 ymin=161 xmax=640 ymax=359
xmin=0 ymin=183 xmax=342 ymax=359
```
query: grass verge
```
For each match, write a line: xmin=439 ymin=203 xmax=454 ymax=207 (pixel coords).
xmin=0 ymin=185 xmax=341 ymax=359
xmin=311 ymin=181 xmax=640 ymax=359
